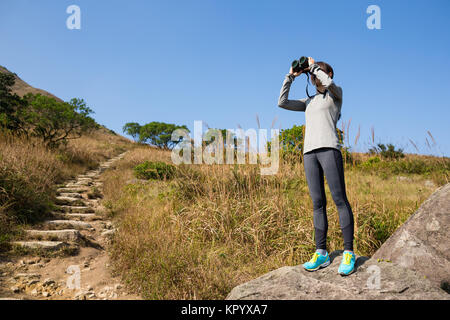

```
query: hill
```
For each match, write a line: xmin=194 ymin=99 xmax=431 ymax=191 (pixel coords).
xmin=0 ymin=65 xmax=135 ymax=253
xmin=0 ymin=65 xmax=63 ymax=102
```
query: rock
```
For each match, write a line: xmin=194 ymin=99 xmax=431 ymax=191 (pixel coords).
xmin=26 ymin=229 xmax=82 ymax=242
xmin=105 ymin=222 xmax=113 ymax=229
xmin=74 ymin=291 xmax=87 ymax=300
xmin=58 ymin=206 xmax=95 ymax=213
xmin=55 ymin=196 xmax=86 ymax=206
xmin=226 ymin=251 xmax=449 ymax=300
xmin=397 ymin=176 xmax=412 ymax=182
xmin=42 ymin=291 xmax=49 ymax=297
xmin=372 ymin=183 xmax=450 ymax=291
xmin=23 ymin=257 xmax=41 ymax=265
xmin=57 ymin=187 xmax=89 ymax=194
xmin=65 ymin=213 xmax=99 ymax=221
xmin=226 ymin=183 xmax=450 ymax=300
xmin=44 ymin=220 xmax=94 ymax=230
xmin=43 ymin=278 xmax=55 ymax=286
xmin=10 ymin=286 xmax=20 ymax=293
xmin=101 ymin=229 xmax=116 ymax=239
xmin=30 ymin=288 xmax=38 ymax=296
xmin=14 ymin=273 xmax=40 ymax=279
xmin=12 ymin=241 xmax=68 ymax=251
xmin=27 ymin=279 xmax=39 ymax=286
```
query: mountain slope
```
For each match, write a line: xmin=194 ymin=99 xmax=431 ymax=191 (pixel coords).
xmin=0 ymin=65 xmax=63 ymax=102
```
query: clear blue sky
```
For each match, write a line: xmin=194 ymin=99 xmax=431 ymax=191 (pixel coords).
xmin=1 ymin=0 xmax=449 ymax=156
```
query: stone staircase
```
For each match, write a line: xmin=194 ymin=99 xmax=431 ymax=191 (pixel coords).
xmin=11 ymin=152 xmax=127 ymax=255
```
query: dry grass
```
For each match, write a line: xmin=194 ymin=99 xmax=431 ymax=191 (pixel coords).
xmin=0 ymin=128 xmax=134 ymax=251
xmin=102 ymin=144 xmax=448 ymax=299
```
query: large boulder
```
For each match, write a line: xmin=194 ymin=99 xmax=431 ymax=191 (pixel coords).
xmin=226 ymin=183 xmax=450 ymax=300
xmin=372 ymin=183 xmax=450 ymax=291
xmin=226 ymin=251 xmax=448 ymax=300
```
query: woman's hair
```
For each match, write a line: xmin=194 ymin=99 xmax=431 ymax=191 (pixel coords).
xmin=316 ymin=61 xmax=334 ymax=78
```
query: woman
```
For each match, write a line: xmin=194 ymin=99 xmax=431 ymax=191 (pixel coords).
xmin=277 ymin=57 xmax=356 ymax=276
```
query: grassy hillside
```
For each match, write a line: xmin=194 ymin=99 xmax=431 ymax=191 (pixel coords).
xmin=0 ymin=66 xmax=135 ymax=251
xmin=100 ymin=145 xmax=449 ymax=299
xmin=0 ymin=66 xmax=62 ymax=101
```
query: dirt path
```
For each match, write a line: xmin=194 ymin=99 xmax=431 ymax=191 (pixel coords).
xmin=0 ymin=152 xmax=141 ymax=300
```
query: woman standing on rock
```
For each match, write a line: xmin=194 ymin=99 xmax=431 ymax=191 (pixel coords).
xmin=278 ymin=57 xmax=356 ymax=276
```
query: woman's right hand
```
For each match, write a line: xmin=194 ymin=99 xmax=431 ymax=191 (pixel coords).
xmin=289 ymin=66 xmax=303 ymax=78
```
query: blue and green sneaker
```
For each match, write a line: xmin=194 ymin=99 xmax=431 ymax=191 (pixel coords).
xmin=338 ymin=251 xmax=356 ymax=276
xmin=303 ymin=251 xmax=331 ymax=272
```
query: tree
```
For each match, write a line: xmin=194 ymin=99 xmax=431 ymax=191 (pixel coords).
xmin=122 ymin=122 xmax=141 ymax=142
xmin=277 ymin=124 xmax=305 ymax=156
xmin=268 ymin=124 xmax=345 ymax=160
xmin=19 ymin=94 xmax=97 ymax=147
xmin=0 ymin=72 xmax=26 ymax=132
xmin=139 ymin=121 xmax=189 ymax=150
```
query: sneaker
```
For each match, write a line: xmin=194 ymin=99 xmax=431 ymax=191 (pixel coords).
xmin=303 ymin=251 xmax=331 ymax=272
xmin=338 ymin=251 xmax=356 ymax=276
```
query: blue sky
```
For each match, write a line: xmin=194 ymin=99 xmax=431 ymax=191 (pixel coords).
xmin=1 ymin=0 xmax=449 ymax=156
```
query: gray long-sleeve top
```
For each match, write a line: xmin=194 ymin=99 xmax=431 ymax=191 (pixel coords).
xmin=278 ymin=63 xmax=343 ymax=155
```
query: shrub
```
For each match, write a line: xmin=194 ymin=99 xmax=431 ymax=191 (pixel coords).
xmin=133 ymin=161 xmax=176 ymax=180
xmin=368 ymin=143 xmax=405 ymax=160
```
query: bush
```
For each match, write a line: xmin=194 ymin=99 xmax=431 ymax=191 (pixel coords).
xmin=133 ymin=161 xmax=176 ymax=180
xmin=368 ymin=143 xmax=405 ymax=160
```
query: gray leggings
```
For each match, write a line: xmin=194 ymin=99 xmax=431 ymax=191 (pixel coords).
xmin=303 ymin=147 xmax=354 ymax=251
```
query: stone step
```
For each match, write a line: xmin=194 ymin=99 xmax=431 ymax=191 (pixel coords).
xmin=65 ymin=213 xmax=99 ymax=221
xmin=66 ymin=181 xmax=93 ymax=187
xmin=77 ymin=175 xmax=98 ymax=179
xmin=77 ymin=177 xmax=93 ymax=182
xmin=44 ymin=220 xmax=94 ymax=230
xmin=81 ymin=171 xmax=99 ymax=176
xmin=58 ymin=193 xmax=83 ymax=199
xmin=55 ymin=196 xmax=86 ymax=206
xmin=58 ymin=206 xmax=94 ymax=213
xmin=12 ymin=241 xmax=69 ymax=251
xmin=57 ymin=187 xmax=89 ymax=194
xmin=26 ymin=229 xmax=82 ymax=242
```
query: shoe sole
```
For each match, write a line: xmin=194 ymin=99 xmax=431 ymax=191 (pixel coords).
xmin=303 ymin=259 xmax=331 ymax=272
xmin=338 ymin=268 xmax=355 ymax=276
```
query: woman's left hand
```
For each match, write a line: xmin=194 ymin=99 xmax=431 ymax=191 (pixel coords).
xmin=303 ymin=57 xmax=315 ymax=72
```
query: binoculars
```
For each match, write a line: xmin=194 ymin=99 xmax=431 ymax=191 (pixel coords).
xmin=291 ymin=56 xmax=309 ymax=73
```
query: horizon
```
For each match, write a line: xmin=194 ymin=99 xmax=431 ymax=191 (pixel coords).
xmin=1 ymin=0 xmax=449 ymax=157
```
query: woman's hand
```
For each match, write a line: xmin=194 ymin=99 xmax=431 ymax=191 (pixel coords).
xmin=303 ymin=57 xmax=315 ymax=73
xmin=289 ymin=66 xmax=303 ymax=78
